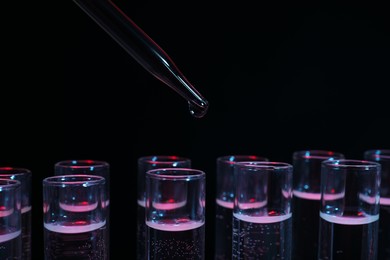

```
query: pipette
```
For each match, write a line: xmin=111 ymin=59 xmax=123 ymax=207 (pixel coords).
xmin=72 ymin=0 xmax=209 ymax=118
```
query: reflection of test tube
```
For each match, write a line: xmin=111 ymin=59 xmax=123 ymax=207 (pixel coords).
xmin=232 ymin=161 xmax=293 ymax=259
xmin=0 ymin=167 xmax=32 ymax=260
xmin=364 ymin=149 xmax=390 ymax=260
xmin=318 ymin=159 xmax=381 ymax=260
xmin=0 ymin=178 xmax=22 ymax=259
xmin=71 ymin=0 xmax=209 ymax=118
xmin=145 ymin=168 xmax=206 ymax=260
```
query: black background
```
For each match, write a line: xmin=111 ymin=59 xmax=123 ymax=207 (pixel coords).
xmin=2 ymin=1 xmax=389 ymax=259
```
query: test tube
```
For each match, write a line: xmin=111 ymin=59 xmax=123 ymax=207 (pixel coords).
xmin=145 ymin=168 xmax=206 ymax=259
xmin=364 ymin=149 xmax=390 ymax=260
xmin=43 ymin=175 xmax=108 ymax=259
xmin=214 ymin=155 xmax=269 ymax=260
xmin=318 ymin=159 xmax=381 ymax=259
xmin=0 ymin=178 xmax=22 ymax=259
xmin=0 ymin=167 xmax=32 ymax=260
xmin=232 ymin=161 xmax=293 ymax=259
xmin=137 ymin=155 xmax=191 ymax=260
